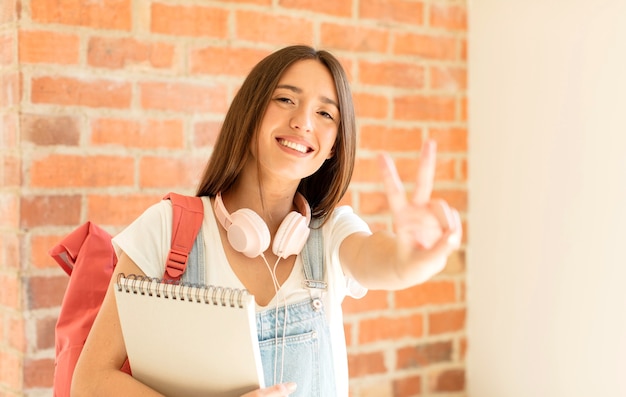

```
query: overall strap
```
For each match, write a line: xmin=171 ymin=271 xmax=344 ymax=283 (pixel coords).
xmin=301 ymin=217 xmax=327 ymax=296
xmin=181 ymin=233 xmax=206 ymax=285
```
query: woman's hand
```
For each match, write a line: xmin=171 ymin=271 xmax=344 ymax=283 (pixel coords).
xmin=379 ymin=139 xmax=462 ymax=282
xmin=241 ymin=383 xmax=297 ymax=396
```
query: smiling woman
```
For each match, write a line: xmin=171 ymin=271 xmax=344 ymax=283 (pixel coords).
xmin=70 ymin=45 xmax=462 ymax=397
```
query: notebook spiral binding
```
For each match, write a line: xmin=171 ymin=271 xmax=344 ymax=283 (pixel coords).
xmin=116 ymin=273 xmax=250 ymax=309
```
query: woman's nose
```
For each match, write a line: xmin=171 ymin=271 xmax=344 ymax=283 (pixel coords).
xmin=290 ymin=108 xmax=313 ymax=132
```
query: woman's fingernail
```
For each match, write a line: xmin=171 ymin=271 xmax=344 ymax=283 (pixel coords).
xmin=448 ymin=232 xmax=461 ymax=246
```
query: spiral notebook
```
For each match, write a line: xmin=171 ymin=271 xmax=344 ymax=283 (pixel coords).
xmin=114 ymin=273 xmax=264 ymax=397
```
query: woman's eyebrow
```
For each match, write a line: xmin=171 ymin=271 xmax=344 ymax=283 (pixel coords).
xmin=276 ymin=84 xmax=339 ymax=109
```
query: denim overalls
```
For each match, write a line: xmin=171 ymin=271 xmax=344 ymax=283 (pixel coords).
xmin=182 ymin=218 xmax=337 ymax=396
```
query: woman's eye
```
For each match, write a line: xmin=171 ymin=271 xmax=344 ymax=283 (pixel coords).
xmin=276 ymin=97 xmax=293 ymax=104
xmin=319 ymin=111 xmax=334 ymax=120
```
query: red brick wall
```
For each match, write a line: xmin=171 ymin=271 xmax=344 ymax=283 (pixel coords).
xmin=1 ymin=0 xmax=467 ymax=396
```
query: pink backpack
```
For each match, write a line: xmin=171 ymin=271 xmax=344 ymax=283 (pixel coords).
xmin=48 ymin=193 xmax=204 ymax=397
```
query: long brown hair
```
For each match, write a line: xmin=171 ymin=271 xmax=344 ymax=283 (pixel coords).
xmin=196 ymin=45 xmax=356 ymax=221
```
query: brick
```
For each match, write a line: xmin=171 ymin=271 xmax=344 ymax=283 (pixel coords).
xmin=0 ymin=350 xmax=21 ymax=390
xmin=359 ymin=60 xmax=425 ymax=89
xmin=280 ymin=0 xmax=351 ymax=17
xmin=23 ymin=358 xmax=54 ymax=388
xmin=0 ymin=0 xmax=16 ymax=23
xmin=194 ymin=120 xmax=222 ymax=148
xmin=459 ymin=157 xmax=467 ymax=182
xmin=433 ymin=188 xmax=467 ymax=212
xmin=395 ymin=280 xmax=456 ymax=309
xmin=7 ymin=313 xmax=25 ymax=351
xmin=151 ymin=3 xmax=228 ymax=38
xmin=460 ymin=95 xmax=468 ymax=121
xmin=364 ymin=220 xmax=388 ymax=233
xmin=0 ymin=274 xmax=20 ymax=308
xmin=27 ymin=275 xmax=68 ymax=309
xmin=2 ymin=112 xmax=19 ymax=148
xmin=139 ymin=156 xmax=205 ymax=189
xmin=31 ymin=234 xmax=66 ymax=269
xmin=460 ymin=336 xmax=468 ymax=360
xmin=320 ymin=23 xmax=389 ymax=52
xmin=36 ymin=317 xmax=56 ymax=350
xmin=31 ymin=0 xmax=131 ymax=30
xmin=0 ymin=193 xmax=19 ymax=228
xmin=342 ymin=290 xmax=388 ymax=314
xmin=394 ymin=95 xmax=456 ymax=121
xmin=356 ymin=381 xmax=393 ymax=397
xmin=352 ymin=156 xmax=425 ymax=186
xmin=460 ymin=38 xmax=468 ymax=61
xmin=31 ymin=77 xmax=132 ymax=109
xmin=0 ymin=232 xmax=19 ymax=270
xmin=19 ymin=30 xmax=79 ymax=64
xmin=397 ymin=341 xmax=452 ymax=369
xmin=430 ymin=368 xmax=465 ymax=392
xmin=0 ymin=72 xmax=19 ymax=107
xmin=359 ymin=126 xmax=423 ymax=152
xmin=393 ymin=375 xmax=422 ymax=396
xmin=428 ymin=308 xmax=466 ymax=335
xmin=224 ymin=0 xmax=270 ymax=3
xmin=359 ymin=0 xmax=424 ymax=25
xmin=356 ymin=191 xmax=387 ymax=215
xmin=21 ymin=114 xmax=80 ymax=146
xmin=434 ymin=156 xmax=456 ymax=181
xmin=441 ymin=249 xmax=465 ymax=275
xmin=353 ymin=92 xmax=388 ymax=119
xmin=235 ymin=10 xmax=314 ymax=45
xmin=430 ymin=4 xmax=467 ymax=31
xmin=140 ymin=81 xmax=228 ymax=113
xmin=0 ymin=33 xmax=14 ymax=65
xmin=29 ymin=154 xmax=134 ymax=188
xmin=190 ymin=46 xmax=269 ymax=76
xmin=3 ymin=154 xmax=20 ymax=187
xmin=430 ymin=66 xmax=467 ymax=91
xmin=87 ymin=194 xmax=162 ymax=226
xmin=347 ymin=351 xmax=386 ymax=377
xmin=337 ymin=190 xmax=353 ymax=208
xmin=351 ymin=158 xmax=378 ymax=184
xmin=88 ymin=37 xmax=175 ymax=69
xmin=20 ymin=195 xmax=81 ymax=228
xmin=393 ymin=33 xmax=458 ymax=60
xmin=91 ymin=118 xmax=184 ymax=149
xmin=429 ymin=127 xmax=467 ymax=152
xmin=460 ymin=280 xmax=466 ymax=302
xmin=343 ymin=323 xmax=353 ymax=346
xmin=358 ymin=314 xmax=424 ymax=344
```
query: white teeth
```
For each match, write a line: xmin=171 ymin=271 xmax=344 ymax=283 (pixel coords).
xmin=278 ymin=139 xmax=308 ymax=153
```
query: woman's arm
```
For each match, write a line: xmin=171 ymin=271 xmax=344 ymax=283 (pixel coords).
xmin=70 ymin=251 xmax=166 ymax=397
xmin=340 ymin=140 xmax=462 ymax=291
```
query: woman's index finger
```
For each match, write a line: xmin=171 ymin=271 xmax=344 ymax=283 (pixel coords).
xmin=413 ymin=140 xmax=437 ymax=206
xmin=378 ymin=153 xmax=408 ymax=213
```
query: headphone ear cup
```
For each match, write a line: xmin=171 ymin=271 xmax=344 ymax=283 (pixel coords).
xmin=228 ymin=209 xmax=270 ymax=258
xmin=272 ymin=212 xmax=310 ymax=259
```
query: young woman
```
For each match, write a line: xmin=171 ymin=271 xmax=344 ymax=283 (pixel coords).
xmin=71 ymin=45 xmax=462 ymax=397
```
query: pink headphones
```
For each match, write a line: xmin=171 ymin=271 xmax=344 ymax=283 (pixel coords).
xmin=214 ymin=192 xmax=311 ymax=259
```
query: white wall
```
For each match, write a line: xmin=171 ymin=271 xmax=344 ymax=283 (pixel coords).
xmin=468 ymin=1 xmax=626 ymax=396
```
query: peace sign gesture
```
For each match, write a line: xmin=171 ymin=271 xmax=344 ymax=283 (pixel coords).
xmin=378 ymin=139 xmax=462 ymax=284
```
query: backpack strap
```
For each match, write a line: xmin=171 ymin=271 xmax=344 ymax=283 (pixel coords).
xmin=162 ymin=193 xmax=204 ymax=281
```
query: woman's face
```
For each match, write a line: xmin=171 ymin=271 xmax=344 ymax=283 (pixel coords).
xmin=254 ymin=59 xmax=339 ymax=185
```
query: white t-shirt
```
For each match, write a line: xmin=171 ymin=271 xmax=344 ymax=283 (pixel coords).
xmin=112 ymin=196 xmax=371 ymax=396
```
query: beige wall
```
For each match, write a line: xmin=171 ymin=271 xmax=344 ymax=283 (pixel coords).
xmin=468 ymin=0 xmax=626 ymax=395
